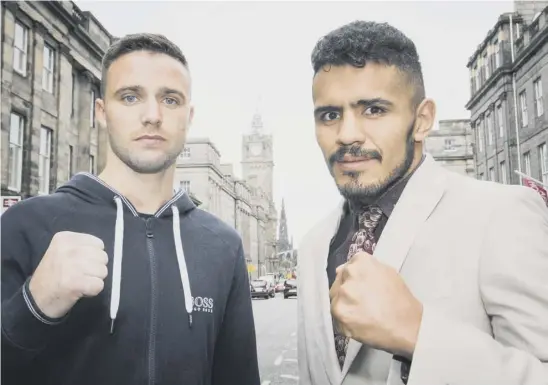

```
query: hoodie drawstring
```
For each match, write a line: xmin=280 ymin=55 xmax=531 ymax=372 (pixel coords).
xmin=110 ymin=197 xmax=124 ymax=333
xmin=109 ymin=197 xmax=194 ymax=334
xmin=172 ymin=205 xmax=194 ymax=328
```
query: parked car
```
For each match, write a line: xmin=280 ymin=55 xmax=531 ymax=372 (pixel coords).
xmin=250 ymin=279 xmax=275 ymax=299
xmin=283 ymin=279 xmax=297 ymax=299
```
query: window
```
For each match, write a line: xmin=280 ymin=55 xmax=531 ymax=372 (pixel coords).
xmin=483 ymin=52 xmax=490 ymax=79
xmin=69 ymin=145 xmax=74 ymax=177
xmin=89 ymin=155 xmax=95 ymax=174
xmin=539 ymin=143 xmax=548 ymax=185
xmin=524 ymin=151 xmax=531 ymax=176
xmin=534 ymin=78 xmax=544 ymax=117
xmin=13 ymin=21 xmax=28 ymax=75
xmin=39 ymin=127 xmax=52 ymax=194
xmin=479 ymin=172 xmax=485 ymax=180
xmin=42 ymin=44 xmax=55 ymax=93
xmin=477 ymin=119 xmax=484 ymax=153
xmin=500 ymin=160 xmax=507 ymax=184
xmin=489 ymin=167 xmax=495 ymax=182
xmin=519 ymin=91 xmax=528 ymax=127
xmin=444 ymin=138 xmax=456 ymax=152
xmin=8 ymin=113 xmax=24 ymax=190
xmin=181 ymin=147 xmax=191 ymax=159
xmin=486 ymin=112 xmax=493 ymax=146
xmin=474 ymin=65 xmax=480 ymax=91
xmin=90 ymin=90 xmax=96 ymax=128
xmin=180 ymin=180 xmax=191 ymax=193
xmin=497 ymin=104 xmax=504 ymax=138
xmin=494 ymin=40 xmax=501 ymax=69
xmin=71 ymin=72 xmax=77 ymax=117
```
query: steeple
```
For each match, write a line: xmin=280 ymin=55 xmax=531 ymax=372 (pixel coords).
xmin=277 ymin=198 xmax=290 ymax=252
xmin=251 ymin=95 xmax=265 ymax=134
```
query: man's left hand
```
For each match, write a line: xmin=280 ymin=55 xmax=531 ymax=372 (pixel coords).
xmin=330 ymin=251 xmax=423 ymax=359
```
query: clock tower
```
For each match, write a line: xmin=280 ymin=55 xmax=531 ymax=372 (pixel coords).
xmin=241 ymin=112 xmax=274 ymax=199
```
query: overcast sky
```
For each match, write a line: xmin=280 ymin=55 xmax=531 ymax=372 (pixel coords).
xmin=78 ymin=0 xmax=513 ymax=246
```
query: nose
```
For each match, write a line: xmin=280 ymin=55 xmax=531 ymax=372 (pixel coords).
xmin=141 ymin=98 xmax=163 ymax=127
xmin=336 ymin=113 xmax=366 ymax=146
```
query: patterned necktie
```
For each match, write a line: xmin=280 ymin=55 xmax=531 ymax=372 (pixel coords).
xmin=334 ymin=205 xmax=383 ymax=370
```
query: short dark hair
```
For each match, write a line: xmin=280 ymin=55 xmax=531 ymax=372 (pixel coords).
xmin=101 ymin=33 xmax=189 ymax=97
xmin=311 ymin=21 xmax=425 ymax=108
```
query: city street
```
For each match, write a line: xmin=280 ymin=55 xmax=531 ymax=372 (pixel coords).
xmin=252 ymin=293 xmax=299 ymax=385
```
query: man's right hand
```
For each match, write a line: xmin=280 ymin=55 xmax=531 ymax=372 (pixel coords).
xmin=28 ymin=231 xmax=109 ymax=319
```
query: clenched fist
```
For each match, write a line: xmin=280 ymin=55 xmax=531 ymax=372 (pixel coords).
xmin=28 ymin=231 xmax=109 ymax=319
xmin=330 ymin=252 xmax=423 ymax=359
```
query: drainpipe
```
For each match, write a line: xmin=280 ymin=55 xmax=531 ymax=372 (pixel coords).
xmin=509 ymin=15 xmax=523 ymax=185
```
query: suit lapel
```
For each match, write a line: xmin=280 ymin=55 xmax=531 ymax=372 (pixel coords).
xmin=341 ymin=155 xmax=448 ymax=380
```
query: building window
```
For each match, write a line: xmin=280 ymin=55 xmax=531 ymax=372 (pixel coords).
xmin=483 ymin=52 xmax=490 ymax=79
xmin=42 ymin=44 xmax=55 ymax=93
xmin=497 ymin=104 xmax=504 ymax=138
xmin=474 ymin=65 xmax=480 ymax=91
xmin=524 ymin=151 xmax=531 ymax=176
xmin=39 ymin=127 xmax=52 ymax=194
xmin=13 ymin=21 xmax=28 ymax=75
xmin=500 ymin=160 xmax=507 ymax=184
xmin=180 ymin=180 xmax=191 ymax=193
xmin=90 ymin=90 xmax=96 ymax=128
xmin=540 ymin=143 xmax=548 ymax=185
xmin=494 ymin=40 xmax=501 ymax=69
xmin=69 ymin=145 xmax=74 ymax=177
xmin=477 ymin=119 xmax=484 ymax=153
xmin=479 ymin=172 xmax=485 ymax=180
xmin=489 ymin=167 xmax=495 ymax=182
xmin=181 ymin=147 xmax=191 ymax=159
xmin=519 ymin=91 xmax=528 ymax=127
xmin=534 ymin=78 xmax=544 ymax=117
xmin=89 ymin=155 xmax=95 ymax=174
xmin=8 ymin=112 xmax=25 ymax=191
xmin=486 ymin=112 xmax=493 ymax=146
xmin=444 ymin=138 xmax=456 ymax=152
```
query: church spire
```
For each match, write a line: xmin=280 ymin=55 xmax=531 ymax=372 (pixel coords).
xmin=277 ymin=198 xmax=290 ymax=252
xmin=251 ymin=95 xmax=264 ymax=134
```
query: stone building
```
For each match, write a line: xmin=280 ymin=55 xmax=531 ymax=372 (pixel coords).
xmin=465 ymin=0 xmax=548 ymax=185
xmin=1 ymin=1 xmax=113 ymax=198
xmin=425 ymin=119 xmax=475 ymax=177
xmin=174 ymin=113 xmax=278 ymax=279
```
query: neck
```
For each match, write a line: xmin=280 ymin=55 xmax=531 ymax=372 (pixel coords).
xmin=98 ymin=160 xmax=175 ymax=215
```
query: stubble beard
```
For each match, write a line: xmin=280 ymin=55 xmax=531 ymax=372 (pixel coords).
xmin=108 ymin=131 xmax=182 ymax=175
xmin=334 ymin=124 xmax=416 ymax=207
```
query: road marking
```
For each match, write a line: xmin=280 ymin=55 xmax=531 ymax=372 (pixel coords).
xmin=283 ymin=358 xmax=298 ymax=363
xmin=261 ymin=381 xmax=271 ymax=385
xmin=274 ymin=355 xmax=284 ymax=366
xmin=280 ymin=374 xmax=299 ymax=381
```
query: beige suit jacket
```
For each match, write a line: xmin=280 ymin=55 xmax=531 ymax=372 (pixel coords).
xmin=297 ymin=154 xmax=548 ymax=385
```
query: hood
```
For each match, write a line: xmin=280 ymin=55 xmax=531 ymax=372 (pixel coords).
xmin=56 ymin=172 xmax=196 ymax=333
xmin=56 ymin=172 xmax=196 ymax=218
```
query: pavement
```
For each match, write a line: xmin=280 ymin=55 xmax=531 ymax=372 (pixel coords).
xmin=252 ymin=292 xmax=299 ymax=385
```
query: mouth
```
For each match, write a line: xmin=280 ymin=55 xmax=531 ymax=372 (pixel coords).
xmin=336 ymin=157 xmax=378 ymax=171
xmin=136 ymin=135 xmax=165 ymax=143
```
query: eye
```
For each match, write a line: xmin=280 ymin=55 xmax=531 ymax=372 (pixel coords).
xmin=122 ymin=95 xmax=138 ymax=104
xmin=164 ymin=97 xmax=180 ymax=106
xmin=321 ymin=111 xmax=341 ymax=122
xmin=364 ymin=106 xmax=385 ymax=116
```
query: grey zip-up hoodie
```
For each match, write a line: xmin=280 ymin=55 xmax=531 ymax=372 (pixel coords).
xmin=1 ymin=173 xmax=260 ymax=385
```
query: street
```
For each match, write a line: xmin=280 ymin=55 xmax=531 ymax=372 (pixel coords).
xmin=252 ymin=293 xmax=298 ymax=385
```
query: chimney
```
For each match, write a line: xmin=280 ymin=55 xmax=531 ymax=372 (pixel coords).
xmin=514 ymin=0 xmax=548 ymax=24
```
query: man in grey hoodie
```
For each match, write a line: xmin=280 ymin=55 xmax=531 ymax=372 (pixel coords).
xmin=1 ymin=33 xmax=260 ymax=385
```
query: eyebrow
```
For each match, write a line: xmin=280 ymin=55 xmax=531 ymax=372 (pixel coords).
xmin=113 ymin=85 xmax=187 ymax=102
xmin=314 ymin=97 xmax=394 ymax=117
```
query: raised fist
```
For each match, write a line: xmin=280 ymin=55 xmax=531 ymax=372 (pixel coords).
xmin=28 ymin=231 xmax=109 ymax=319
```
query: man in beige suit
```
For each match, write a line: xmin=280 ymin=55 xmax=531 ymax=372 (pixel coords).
xmin=297 ymin=20 xmax=548 ymax=385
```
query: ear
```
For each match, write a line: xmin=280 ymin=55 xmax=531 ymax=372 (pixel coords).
xmin=95 ymin=97 xmax=107 ymax=129
xmin=413 ymin=98 xmax=436 ymax=143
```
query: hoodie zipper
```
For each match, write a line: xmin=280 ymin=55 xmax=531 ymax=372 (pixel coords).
xmin=145 ymin=218 xmax=157 ymax=385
